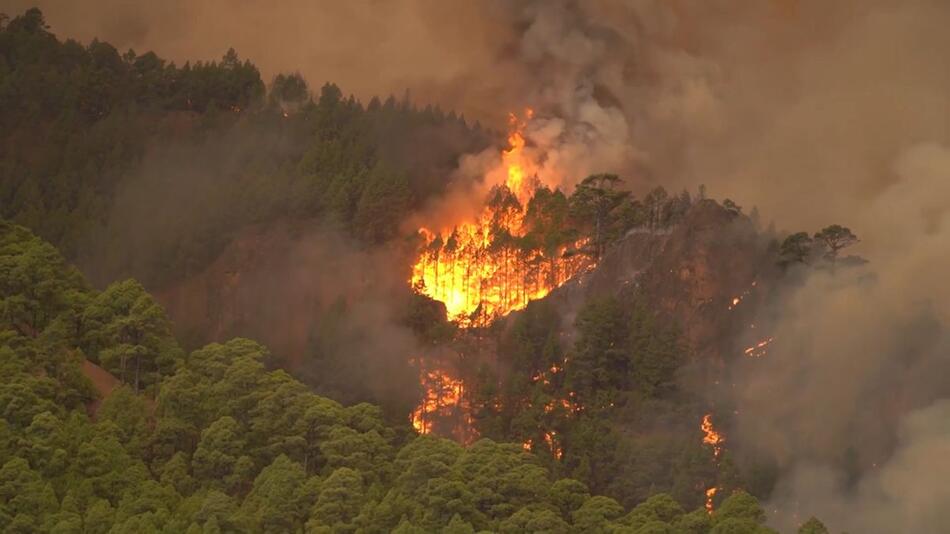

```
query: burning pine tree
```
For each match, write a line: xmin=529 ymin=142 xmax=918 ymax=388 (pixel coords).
xmin=411 ymin=110 xmax=592 ymax=327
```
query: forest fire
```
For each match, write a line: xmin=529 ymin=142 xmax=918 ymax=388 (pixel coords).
xmin=410 ymin=363 xmax=475 ymax=443
xmin=705 ymin=487 xmax=718 ymax=514
xmin=410 ymin=110 xmax=591 ymax=326
xmin=407 ymin=110 xmax=594 ymax=440
xmin=702 ymin=413 xmax=724 ymax=513
xmin=744 ymin=337 xmax=775 ymax=358
xmin=702 ymin=413 xmax=724 ymax=458
xmin=524 ymin=431 xmax=563 ymax=460
xmin=728 ymin=281 xmax=757 ymax=310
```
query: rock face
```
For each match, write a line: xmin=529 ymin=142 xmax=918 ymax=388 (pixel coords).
xmin=639 ymin=200 xmax=776 ymax=364
xmin=548 ymin=200 xmax=777 ymax=366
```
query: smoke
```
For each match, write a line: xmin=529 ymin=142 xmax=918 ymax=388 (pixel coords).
xmin=732 ymin=141 xmax=950 ymax=533
xmin=12 ymin=1 xmax=950 ymax=530
xmin=504 ymin=2 xmax=950 ymax=531
xmin=0 ymin=0 xmax=524 ymax=124
xmin=153 ymin=217 xmax=423 ymax=417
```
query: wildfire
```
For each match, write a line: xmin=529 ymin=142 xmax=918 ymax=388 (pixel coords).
xmin=523 ymin=431 xmax=563 ymax=460
xmin=410 ymin=109 xmax=591 ymax=326
xmin=504 ymin=109 xmax=533 ymax=194
xmin=701 ymin=413 xmax=724 ymax=458
xmin=744 ymin=337 xmax=774 ymax=358
xmin=702 ymin=414 xmax=725 ymax=513
xmin=705 ymin=487 xmax=718 ymax=514
xmin=544 ymin=431 xmax=564 ymax=460
xmin=407 ymin=110 xmax=592 ymax=444
xmin=728 ymin=280 xmax=757 ymax=311
xmin=410 ymin=363 xmax=475 ymax=442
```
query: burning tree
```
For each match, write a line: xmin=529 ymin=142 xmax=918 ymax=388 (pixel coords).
xmin=410 ymin=110 xmax=592 ymax=326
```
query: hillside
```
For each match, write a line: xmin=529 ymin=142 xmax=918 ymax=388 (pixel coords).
xmin=0 ymin=205 xmax=790 ymax=533
xmin=0 ymin=7 xmax=872 ymax=533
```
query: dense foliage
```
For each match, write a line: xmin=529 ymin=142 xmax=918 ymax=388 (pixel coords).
xmin=0 ymin=8 xmax=488 ymax=287
xmin=464 ymin=293 xmax=727 ymax=512
xmin=0 ymin=219 xmax=830 ymax=533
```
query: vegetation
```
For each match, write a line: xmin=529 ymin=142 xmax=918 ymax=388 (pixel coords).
xmin=0 ymin=216 xmax=821 ymax=533
xmin=777 ymin=225 xmax=861 ymax=267
xmin=469 ymin=294 xmax=725 ymax=511
xmin=0 ymin=9 xmax=838 ymax=533
xmin=0 ymin=8 xmax=488 ymax=286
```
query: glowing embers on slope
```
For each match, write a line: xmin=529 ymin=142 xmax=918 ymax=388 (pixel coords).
xmin=411 ymin=110 xmax=591 ymax=327
xmin=727 ymin=280 xmax=757 ymax=311
xmin=744 ymin=337 xmax=775 ymax=358
xmin=531 ymin=364 xmax=583 ymax=416
xmin=702 ymin=413 xmax=725 ymax=513
xmin=523 ymin=431 xmax=563 ymax=460
xmin=705 ymin=487 xmax=718 ymax=514
xmin=410 ymin=360 xmax=476 ymax=443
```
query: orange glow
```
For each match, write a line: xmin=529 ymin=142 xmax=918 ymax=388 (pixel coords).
xmin=410 ymin=362 xmax=476 ymax=443
xmin=702 ymin=414 xmax=724 ymax=513
xmin=701 ymin=414 xmax=724 ymax=459
xmin=505 ymin=111 xmax=529 ymax=194
xmin=543 ymin=397 xmax=581 ymax=415
xmin=705 ymin=487 xmax=718 ymax=513
xmin=728 ymin=280 xmax=758 ymax=310
xmin=744 ymin=337 xmax=775 ymax=358
xmin=411 ymin=109 xmax=592 ymax=326
xmin=524 ymin=432 xmax=563 ymax=460
xmin=544 ymin=431 xmax=563 ymax=460
xmin=408 ymin=110 xmax=591 ymax=444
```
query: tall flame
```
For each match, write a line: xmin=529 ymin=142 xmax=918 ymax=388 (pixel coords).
xmin=408 ymin=110 xmax=592 ymax=442
xmin=410 ymin=109 xmax=591 ymax=326
xmin=701 ymin=413 xmax=724 ymax=458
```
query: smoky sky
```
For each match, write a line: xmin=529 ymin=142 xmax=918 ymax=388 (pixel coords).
xmin=7 ymin=0 xmax=948 ymax=230
xmin=8 ymin=1 xmax=950 ymax=531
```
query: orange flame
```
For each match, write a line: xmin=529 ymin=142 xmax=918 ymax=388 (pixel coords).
xmin=410 ymin=109 xmax=591 ymax=326
xmin=702 ymin=413 xmax=724 ymax=458
xmin=702 ymin=414 xmax=724 ymax=513
xmin=409 ymin=110 xmax=590 ymax=443
xmin=523 ymin=431 xmax=563 ymax=460
xmin=410 ymin=363 xmax=476 ymax=443
xmin=705 ymin=487 xmax=718 ymax=513
xmin=744 ymin=337 xmax=775 ymax=358
xmin=544 ymin=430 xmax=563 ymax=460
